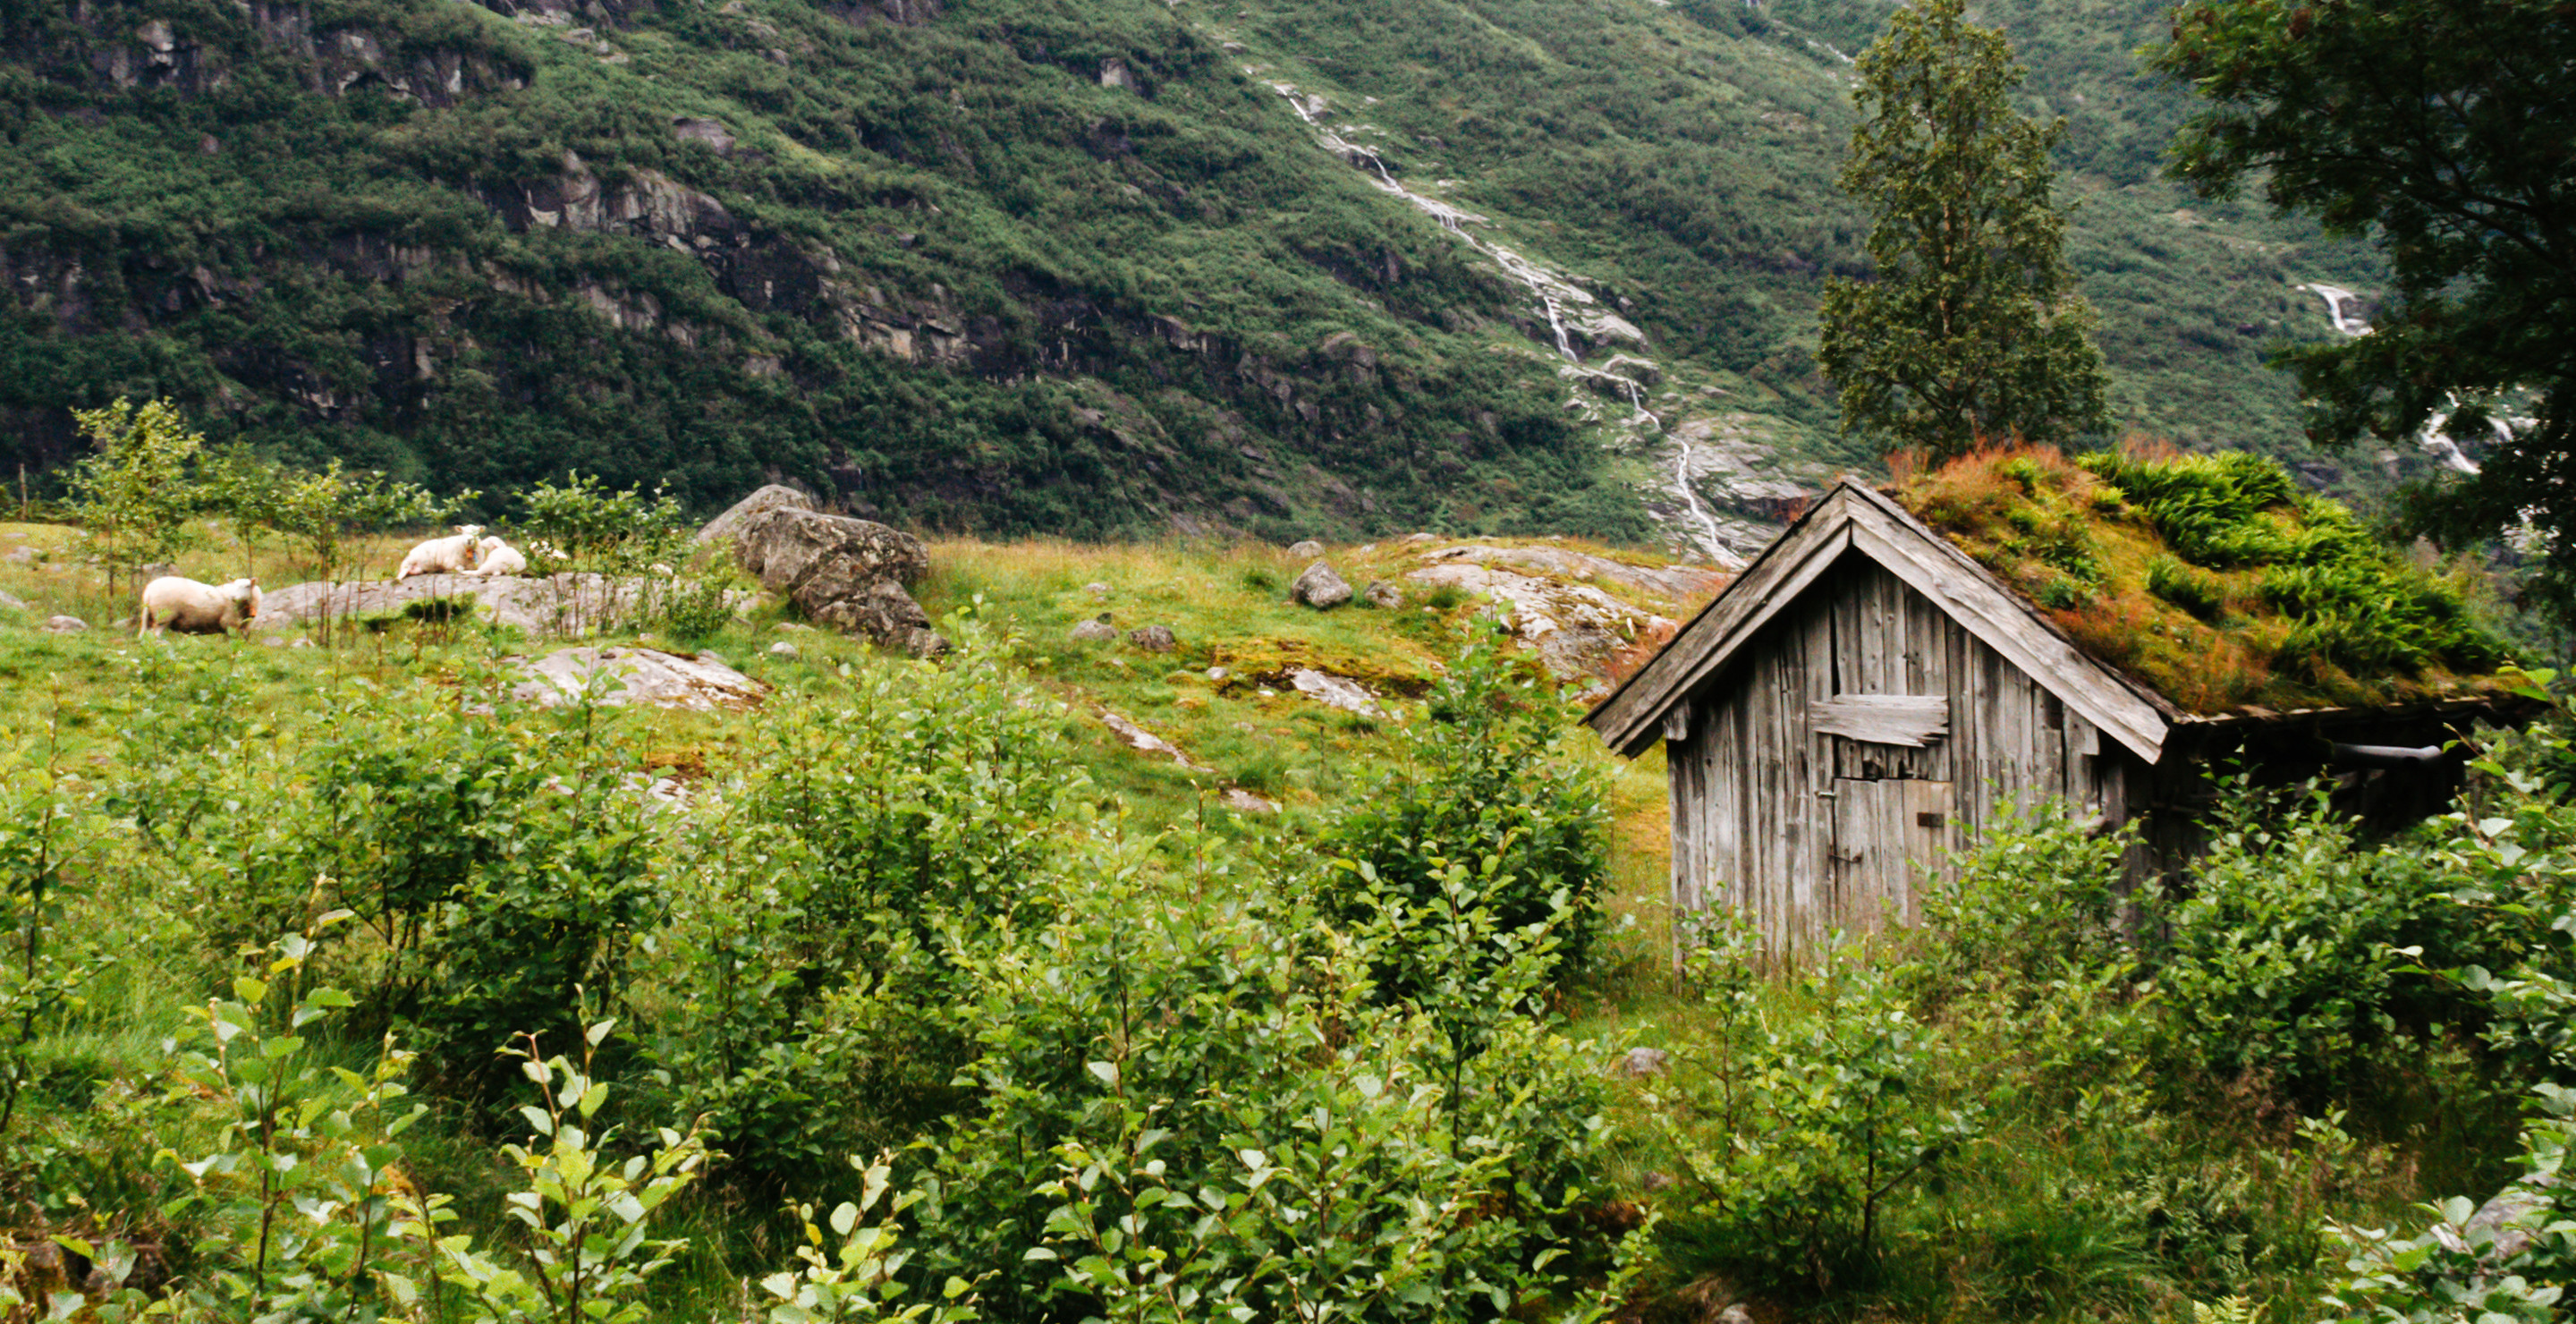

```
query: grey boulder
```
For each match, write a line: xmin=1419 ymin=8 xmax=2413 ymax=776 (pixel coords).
xmin=1291 ymin=561 xmax=1352 ymax=609
xmin=1127 ymin=624 xmax=1176 ymax=652
xmin=733 ymin=507 xmax=945 ymax=657
xmin=696 ymin=484 xmax=816 ymax=545
xmin=1361 ymin=580 xmax=1402 ymax=609
xmin=1070 ymin=615 xmax=1120 ymax=643
xmin=41 ymin=615 xmax=86 ymax=633
xmin=1286 ymin=539 xmax=1326 ymax=559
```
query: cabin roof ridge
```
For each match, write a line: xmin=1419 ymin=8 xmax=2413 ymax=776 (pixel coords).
xmin=1586 ymin=475 xmax=2174 ymax=763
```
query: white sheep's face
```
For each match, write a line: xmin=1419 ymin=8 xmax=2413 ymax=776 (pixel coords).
xmin=456 ymin=524 xmax=485 ymax=539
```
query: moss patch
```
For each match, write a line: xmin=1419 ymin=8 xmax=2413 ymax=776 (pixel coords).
xmin=1892 ymin=447 xmax=2514 ymax=714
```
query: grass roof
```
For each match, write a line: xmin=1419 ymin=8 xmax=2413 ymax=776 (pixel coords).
xmin=1888 ymin=446 xmax=2516 ymax=716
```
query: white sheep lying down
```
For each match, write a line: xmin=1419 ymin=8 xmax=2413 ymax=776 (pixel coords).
xmin=138 ymin=576 xmax=262 ymax=636
xmin=462 ymin=536 xmax=528 ymax=577
xmin=397 ymin=525 xmax=485 ymax=579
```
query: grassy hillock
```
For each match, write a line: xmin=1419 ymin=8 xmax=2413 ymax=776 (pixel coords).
xmin=0 ymin=525 xmax=2571 ymax=1322
xmin=1894 ymin=446 xmax=2517 ymax=713
xmin=1 ymin=0 xmax=2408 ymax=547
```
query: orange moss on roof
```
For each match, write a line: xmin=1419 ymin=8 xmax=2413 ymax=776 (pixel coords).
xmin=1887 ymin=446 xmax=2515 ymax=716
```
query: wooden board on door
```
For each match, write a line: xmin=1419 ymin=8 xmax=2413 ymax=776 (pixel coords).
xmin=1828 ymin=777 xmax=1955 ymax=934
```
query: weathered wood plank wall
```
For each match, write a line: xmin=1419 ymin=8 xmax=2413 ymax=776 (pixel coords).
xmin=1670 ymin=554 xmax=2144 ymax=960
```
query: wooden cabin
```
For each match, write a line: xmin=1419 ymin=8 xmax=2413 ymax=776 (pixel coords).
xmin=1585 ymin=477 xmax=2519 ymax=962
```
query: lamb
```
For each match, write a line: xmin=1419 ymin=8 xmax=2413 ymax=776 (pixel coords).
xmin=396 ymin=525 xmax=486 ymax=579
xmin=463 ymin=536 xmax=528 ymax=577
xmin=138 ymin=575 xmax=262 ymax=637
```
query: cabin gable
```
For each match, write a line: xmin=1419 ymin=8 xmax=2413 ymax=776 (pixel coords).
xmin=1662 ymin=549 xmax=2143 ymax=961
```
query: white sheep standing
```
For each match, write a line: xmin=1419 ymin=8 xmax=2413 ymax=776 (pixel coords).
xmin=463 ymin=536 xmax=528 ymax=577
xmin=397 ymin=525 xmax=486 ymax=579
xmin=138 ymin=575 xmax=263 ymax=637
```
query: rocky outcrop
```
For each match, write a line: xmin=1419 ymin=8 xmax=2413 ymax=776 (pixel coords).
xmin=697 ymin=483 xmax=815 ymax=545
xmin=1288 ymin=667 xmax=1385 ymax=718
xmin=1419 ymin=544 xmax=1726 ymax=607
xmin=253 ymin=573 xmax=671 ymax=636
xmin=1402 ymin=542 xmax=1715 ymax=681
xmin=732 ymin=506 xmax=943 ymax=656
xmin=513 ymin=646 xmax=766 ymax=710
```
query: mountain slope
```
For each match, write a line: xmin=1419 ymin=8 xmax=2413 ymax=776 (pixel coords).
xmin=0 ymin=0 xmax=2394 ymax=546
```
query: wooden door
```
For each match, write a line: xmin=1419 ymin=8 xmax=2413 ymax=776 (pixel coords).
xmin=1827 ymin=778 xmax=1954 ymax=934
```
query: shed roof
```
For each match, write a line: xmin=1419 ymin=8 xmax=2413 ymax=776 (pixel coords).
xmin=1585 ymin=478 xmax=2176 ymax=762
xmin=1585 ymin=449 xmax=2521 ymax=762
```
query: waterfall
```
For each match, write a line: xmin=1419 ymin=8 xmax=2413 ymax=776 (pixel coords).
xmin=1672 ymin=437 xmax=1728 ymax=564
xmin=1263 ymin=80 xmax=1594 ymax=363
xmin=2303 ymin=283 xmax=2371 ymax=336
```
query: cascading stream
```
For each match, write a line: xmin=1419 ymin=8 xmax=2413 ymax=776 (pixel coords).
xmin=1258 ymin=72 xmax=1740 ymax=561
xmin=2306 ymin=281 xmax=2495 ymax=475
xmin=1673 ymin=435 xmax=1729 ymax=564
xmin=1267 ymin=80 xmax=1589 ymax=362
xmin=2303 ymin=284 xmax=2372 ymax=337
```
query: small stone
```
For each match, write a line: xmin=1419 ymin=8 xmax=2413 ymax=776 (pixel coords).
xmin=3 ymin=548 xmax=30 ymax=563
xmin=1222 ymin=787 xmax=1278 ymax=814
xmin=262 ymin=635 xmax=286 ymax=647
xmin=40 ymin=615 xmax=85 ymax=633
xmin=776 ymin=621 xmax=812 ymax=632
xmin=1291 ymin=561 xmax=1352 ymax=609
xmin=1286 ymin=539 xmax=1326 ymax=559
xmin=1206 ymin=666 xmax=1228 ymax=682
xmin=1361 ymin=580 xmax=1402 ymax=608
xmin=768 ymin=641 xmax=800 ymax=659
xmin=1401 ymin=531 xmax=1437 ymax=545
xmin=1614 ymin=1047 xmax=1669 ymax=1078
xmin=1716 ymin=1305 xmax=1753 ymax=1324
xmin=1083 ymin=581 xmax=1111 ymax=598
xmin=1071 ymin=613 xmax=1119 ymax=643
xmin=0 ymin=589 xmax=23 ymax=611
xmin=1127 ymin=624 xmax=1176 ymax=652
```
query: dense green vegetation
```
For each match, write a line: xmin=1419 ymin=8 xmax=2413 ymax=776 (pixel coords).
xmin=0 ymin=510 xmax=2567 ymax=1320
xmin=2153 ymin=0 xmax=2576 ymax=617
xmin=0 ymin=0 xmax=2406 ymax=544
xmin=1897 ymin=446 xmax=2513 ymax=713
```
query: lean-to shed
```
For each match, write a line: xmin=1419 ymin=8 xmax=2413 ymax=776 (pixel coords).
xmin=1586 ymin=462 xmax=2523 ymax=962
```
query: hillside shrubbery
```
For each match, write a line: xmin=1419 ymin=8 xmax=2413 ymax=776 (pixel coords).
xmin=0 ymin=619 xmax=1645 ymax=1321
xmin=1645 ymin=721 xmax=2576 ymax=1318
xmin=0 ymin=533 xmax=2572 ymax=1320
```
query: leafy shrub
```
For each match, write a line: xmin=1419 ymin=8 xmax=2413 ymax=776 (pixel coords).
xmin=638 ymin=624 xmax=1079 ymax=1196
xmin=2148 ymin=784 xmax=2473 ymax=1100
xmin=1661 ymin=924 xmax=1981 ymax=1297
xmin=659 ymin=575 xmax=736 ymax=641
xmin=2323 ymin=1083 xmax=2575 ymax=1324
xmin=112 ymin=661 xmax=662 ymax=1105
xmin=1314 ymin=637 xmax=1610 ymax=991
xmin=1906 ymin=799 xmax=2139 ymax=1009
xmin=921 ymin=833 xmax=1629 ymax=1324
